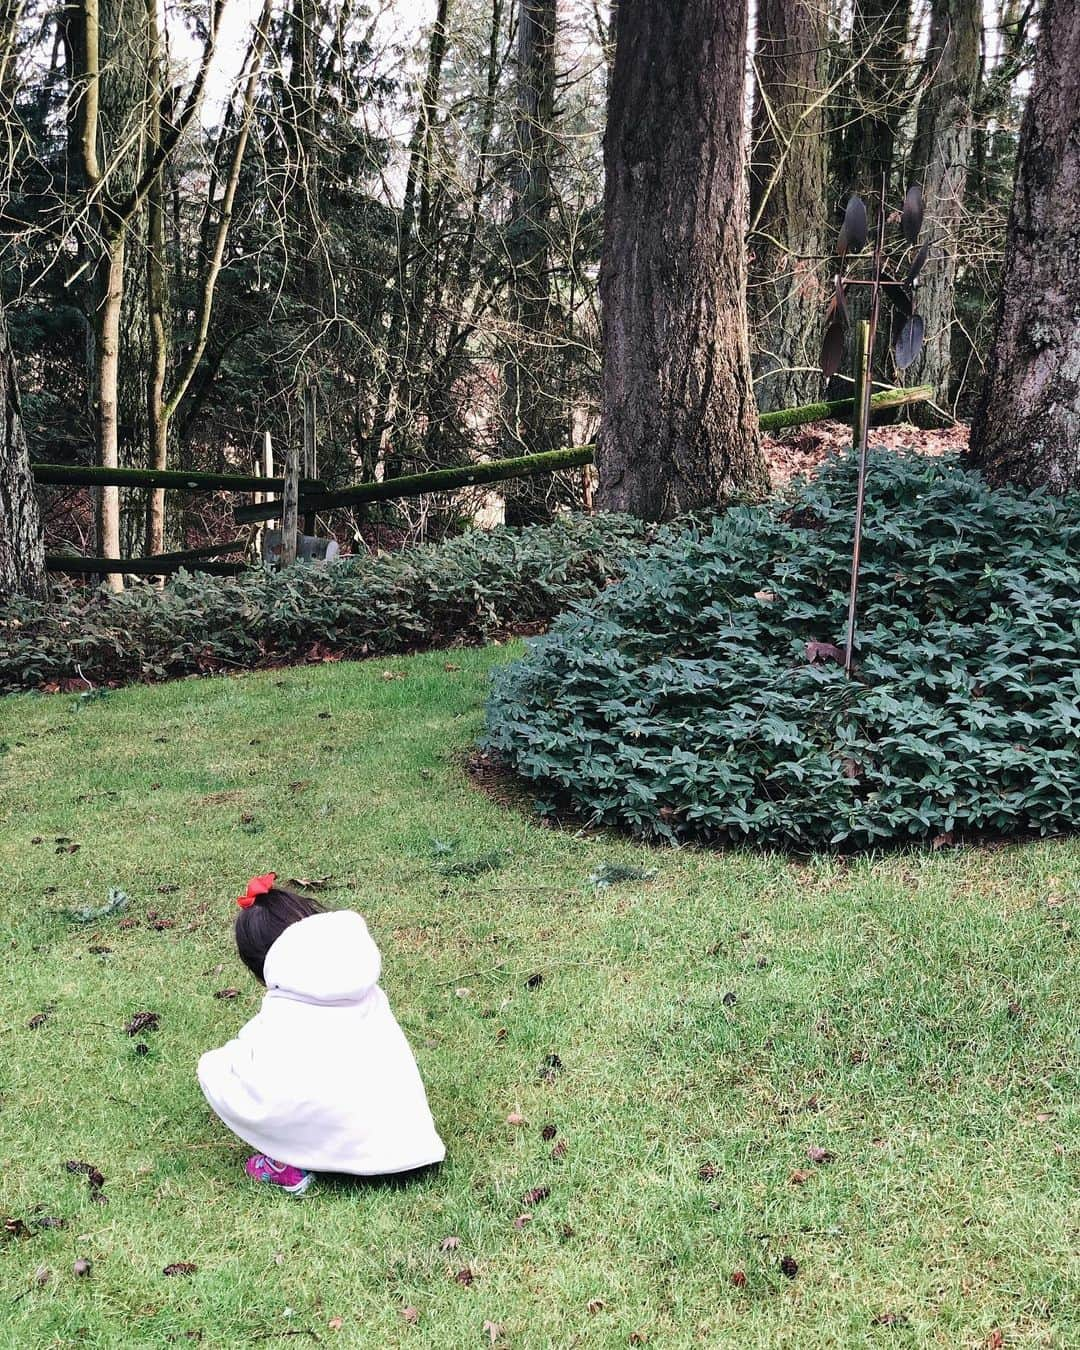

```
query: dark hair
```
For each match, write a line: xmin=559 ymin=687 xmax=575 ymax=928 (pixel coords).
xmin=235 ymin=887 xmax=323 ymax=984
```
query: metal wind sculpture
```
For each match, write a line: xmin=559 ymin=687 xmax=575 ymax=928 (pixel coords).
xmin=820 ymin=180 xmax=932 ymax=675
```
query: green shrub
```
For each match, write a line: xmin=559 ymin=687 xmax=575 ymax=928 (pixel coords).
xmin=0 ymin=515 xmax=650 ymax=693
xmin=484 ymin=452 xmax=1080 ymax=850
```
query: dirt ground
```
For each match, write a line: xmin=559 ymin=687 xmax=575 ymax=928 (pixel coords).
xmin=762 ymin=418 xmax=970 ymax=487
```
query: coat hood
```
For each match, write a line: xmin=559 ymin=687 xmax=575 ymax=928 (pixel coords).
xmin=263 ymin=910 xmax=382 ymax=1005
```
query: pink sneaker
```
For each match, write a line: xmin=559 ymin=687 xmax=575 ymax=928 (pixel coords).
xmin=245 ymin=1154 xmax=313 ymax=1196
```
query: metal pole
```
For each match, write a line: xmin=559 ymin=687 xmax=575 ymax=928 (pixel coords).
xmin=843 ymin=178 xmax=887 ymax=677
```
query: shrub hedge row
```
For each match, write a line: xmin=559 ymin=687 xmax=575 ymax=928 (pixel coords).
xmin=0 ymin=514 xmax=650 ymax=692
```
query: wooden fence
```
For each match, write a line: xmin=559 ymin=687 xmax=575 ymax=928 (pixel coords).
xmin=34 ymin=385 xmax=932 ymax=576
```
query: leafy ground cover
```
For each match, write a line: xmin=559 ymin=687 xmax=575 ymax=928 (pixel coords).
xmin=0 ymin=648 xmax=1077 ymax=1347
xmin=0 ymin=513 xmax=649 ymax=694
xmin=486 ymin=452 xmax=1080 ymax=851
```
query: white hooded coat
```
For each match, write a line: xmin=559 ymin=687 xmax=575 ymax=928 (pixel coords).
xmin=197 ymin=910 xmax=445 ymax=1175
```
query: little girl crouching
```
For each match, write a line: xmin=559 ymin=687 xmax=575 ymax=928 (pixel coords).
xmin=198 ymin=874 xmax=445 ymax=1195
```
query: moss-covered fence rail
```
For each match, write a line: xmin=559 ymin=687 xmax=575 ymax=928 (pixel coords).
xmin=35 ymin=385 xmax=931 ymax=573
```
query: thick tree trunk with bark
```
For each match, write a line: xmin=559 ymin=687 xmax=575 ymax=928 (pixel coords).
xmin=839 ymin=0 xmax=912 ymax=195
xmin=503 ymin=0 xmax=560 ymax=525
xmin=596 ymin=0 xmax=767 ymax=520
xmin=0 ymin=309 xmax=47 ymax=600
xmin=968 ymin=0 xmax=1080 ymax=491
xmin=749 ymin=0 xmax=830 ymax=412
xmin=908 ymin=0 xmax=980 ymax=422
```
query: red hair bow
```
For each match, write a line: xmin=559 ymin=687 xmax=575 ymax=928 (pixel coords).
xmin=237 ymin=872 xmax=276 ymax=909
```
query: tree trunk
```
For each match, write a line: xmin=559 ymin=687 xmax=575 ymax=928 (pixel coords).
xmin=98 ymin=0 xmax=151 ymax=559
xmin=968 ymin=0 xmax=1080 ymax=492
xmin=503 ymin=0 xmax=560 ymax=525
xmin=749 ymin=0 xmax=830 ymax=412
xmin=839 ymin=0 xmax=912 ymax=195
xmin=908 ymin=0 xmax=981 ymax=422
xmin=0 ymin=308 xmax=47 ymax=600
xmin=596 ymin=0 xmax=767 ymax=520
xmin=378 ymin=0 xmax=451 ymax=477
xmin=145 ymin=0 xmax=170 ymax=557
xmin=93 ymin=230 xmax=125 ymax=585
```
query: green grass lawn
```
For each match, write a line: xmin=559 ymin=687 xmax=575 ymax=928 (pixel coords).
xmin=0 ymin=646 xmax=1077 ymax=1348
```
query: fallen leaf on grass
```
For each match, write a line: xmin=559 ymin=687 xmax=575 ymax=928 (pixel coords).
xmin=72 ymin=1258 xmax=92 ymax=1277
xmin=4 ymin=1217 xmax=33 ymax=1240
xmin=163 ymin=1262 xmax=198 ymax=1277
xmin=454 ymin=1268 xmax=474 ymax=1286
xmin=806 ymin=1145 xmax=835 ymax=1165
xmin=506 ymin=1111 xmax=526 ymax=1127
xmin=789 ymin=1169 xmax=812 ymax=1186
xmin=33 ymin=1265 xmax=51 ymax=1287
xmin=440 ymin=1236 xmax=461 ymax=1252
xmin=540 ymin=1124 xmax=557 ymax=1142
xmin=512 ymin=1213 xmax=531 ymax=1230
xmin=125 ymin=1011 xmax=160 ymax=1036
xmin=985 ymin=1332 xmax=1004 ymax=1349
xmin=521 ymin=1186 xmax=549 ymax=1206
xmin=722 ymin=991 xmax=738 ymax=1007
xmin=66 ymin=888 xmax=128 ymax=924
xmin=482 ymin=1320 xmax=505 ymax=1344
xmin=629 ymin=1333 xmax=648 ymax=1346
xmin=27 ymin=1009 xmax=53 ymax=1030
xmin=288 ymin=876 xmax=333 ymax=891
xmin=381 ymin=670 xmax=406 ymax=681
xmin=587 ymin=1299 xmax=605 ymax=1314
xmin=214 ymin=988 xmax=241 ymax=1000
xmin=524 ymin=972 xmax=544 ymax=990
xmin=698 ymin=1162 xmax=719 ymax=1182
xmin=588 ymin=863 xmax=656 ymax=891
xmin=551 ymin=1140 xmax=567 ymax=1160
xmin=539 ymin=1054 xmax=562 ymax=1083
xmin=779 ymin=1255 xmax=799 ymax=1279
xmin=730 ymin=1270 xmax=747 ymax=1288
xmin=56 ymin=842 xmax=81 ymax=855
xmin=401 ymin=1306 xmax=419 ymax=1324
xmin=65 ymin=1160 xmax=106 ymax=1202
xmin=871 ymin=1312 xmax=908 ymax=1327
xmin=134 ymin=1043 xmax=149 ymax=1056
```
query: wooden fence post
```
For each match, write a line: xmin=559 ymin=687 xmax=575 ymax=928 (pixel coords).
xmin=252 ymin=455 xmax=264 ymax=561
xmin=280 ymin=440 xmax=299 ymax=567
xmin=262 ymin=430 xmax=276 ymax=530
xmin=302 ymin=384 xmax=317 ymax=536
